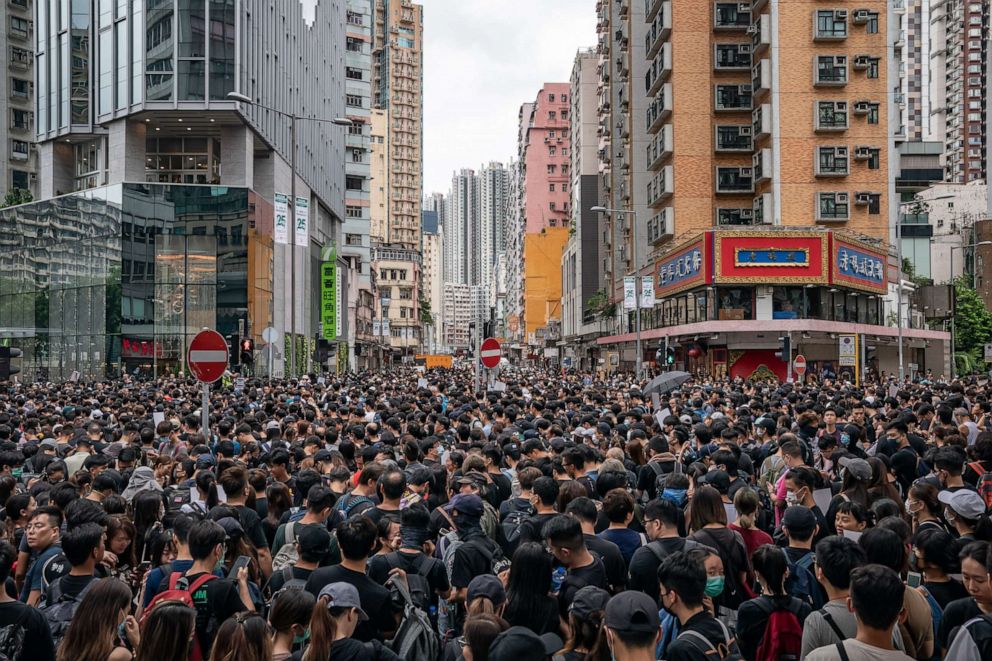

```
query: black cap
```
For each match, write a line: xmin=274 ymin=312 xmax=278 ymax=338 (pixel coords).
xmin=698 ymin=469 xmax=731 ymax=494
xmin=489 ymin=626 xmax=564 ymax=661
xmin=569 ymin=586 xmax=611 ymax=619
xmin=467 ymin=574 xmax=506 ymax=606
xmin=406 ymin=465 xmax=432 ymax=486
xmin=313 ymin=449 xmax=333 ymax=462
xmin=296 ymin=524 xmax=331 ymax=559
xmin=604 ymin=591 xmax=660 ymax=634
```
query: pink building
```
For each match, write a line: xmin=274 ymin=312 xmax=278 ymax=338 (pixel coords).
xmin=523 ymin=83 xmax=572 ymax=233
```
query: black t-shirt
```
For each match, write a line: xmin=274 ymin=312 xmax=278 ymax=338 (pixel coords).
xmin=226 ymin=504 xmax=269 ymax=551
xmin=499 ymin=497 xmax=533 ymax=521
xmin=45 ymin=573 xmax=96 ymax=603
xmin=938 ymin=597 xmax=982 ymax=650
xmin=504 ymin=594 xmax=561 ymax=637
xmin=924 ymin=579 xmax=969 ymax=611
xmin=304 ymin=564 xmax=396 ymax=642
xmin=628 ymin=537 xmax=693 ymax=605
xmin=558 ymin=557 xmax=609 ymax=618
xmin=368 ymin=551 xmax=449 ymax=605
xmin=519 ymin=513 xmax=558 ymax=545
xmin=155 ymin=571 xmax=247 ymax=655
xmin=365 ymin=506 xmax=402 ymax=526
xmin=583 ymin=534 xmax=626 ymax=592
xmin=667 ymin=611 xmax=737 ymax=661
xmin=0 ymin=600 xmax=55 ymax=661
xmin=265 ymin=566 xmax=313 ymax=594
xmin=449 ymin=537 xmax=499 ymax=590
xmin=487 ymin=471 xmax=512 ymax=503
xmin=636 ymin=459 xmax=677 ymax=500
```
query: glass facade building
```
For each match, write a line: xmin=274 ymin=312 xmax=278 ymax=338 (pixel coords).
xmin=0 ymin=183 xmax=274 ymax=380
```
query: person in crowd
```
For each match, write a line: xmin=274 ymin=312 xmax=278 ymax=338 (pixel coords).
xmin=133 ymin=601 xmax=196 ymax=661
xmin=657 ymin=551 xmax=738 ymax=661
xmin=735 ymin=544 xmax=811 ymax=661
xmin=562 ymin=497 xmax=625 ymax=593
xmin=269 ymin=586 xmax=316 ymax=661
xmin=55 ymin=578 xmax=138 ymax=661
xmin=206 ymin=612 xmax=272 ymax=661
xmin=302 ymin=582 xmax=400 ymax=661
xmin=22 ymin=507 xmax=63 ymax=606
xmin=937 ymin=541 xmax=992 ymax=651
xmin=912 ymin=527 xmax=969 ymax=609
xmin=688 ymin=485 xmax=751 ymax=609
xmin=502 ymin=542 xmax=561 ymax=636
xmin=560 ymin=586 xmax=610 ymax=661
xmin=544 ymin=514 xmax=609 ymax=617
xmin=0 ymin=540 xmax=54 ymax=661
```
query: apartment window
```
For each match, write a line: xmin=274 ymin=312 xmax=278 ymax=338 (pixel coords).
xmin=547 ymin=164 xmax=556 ymax=174
xmin=715 ymin=84 xmax=752 ymax=111
xmin=815 ymin=56 xmax=847 ymax=85
xmin=346 ymin=176 xmax=363 ymax=190
xmin=346 ymin=67 xmax=364 ymax=80
xmin=346 ymin=10 xmax=363 ymax=25
xmin=9 ymin=16 xmax=29 ymax=38
xmin=10 ymin=140 xmax=29 ymax=160
xmin=816 ymin=146 xmax=849 ymax=176
xmin=549 ymin=183 xmax=555 ymax=192
xmin=561 ymin=110 xmax=568 ymax=120
xmin=817 ymin=192 xmax=849 ymax=220
xmin=562 ymin=148 xmax=568 ymax=156
xmin=549 ymin=202 xmax=557 ymax=211
xmin=714 ymin=2 xmax=751 ymax=29
xmin=715 ymin=167 xmax=754 ymax=193
xmin=548 ymin=146 xmax=556 ymax=156
xmin=867 ymin=104 xmax=879 ymax=124
xmin=866 ymin=59 xmax=879 ymax=79
xmin=548 ymin=93 xmax=555 ymax=102
xmin=9 ymin=47 xmax=31 ymax=67
xmin=715 ymin=43 xmax=751 ymax=69
xmin=549 ymin=130 xmax=556 ymax=138
xmin=867 ymin=150 xmax=880 ymax=170
xmin=346 ymin=94 xmax=363 ymax=108
xmin=10 ymin=78 xmax=30 ymax=99
xmin=561 ymin=94 xmax=567 ymax=103
xmin=815 ymin=10 xmax=848 ymax=39
xmin=346 ymin=37 xmax=362 ymax=52
xmin=549 ymin=111 xmax=556 ymax=121
xmin=10 ymin=109 xmax=30 ymax=130
xmin=10 ymin=169 xmax=28 ymax=191
xmin=816 ymin=101 xmax=848 ymax=130
xmin=715 ymin=125 xmax=753 ymax=151
xmin=717 ymin=208 xmax=755 ymax=226
xmin=865 ymin=14 xmax=878 ymax=34
xmin=345 ymin=234 xmax=363 ymax=246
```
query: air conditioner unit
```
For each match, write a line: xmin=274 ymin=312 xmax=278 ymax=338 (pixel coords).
xmin=836 ymin=193 xmax=849 ymax=203
xmin=853 ymin=55 xmax=871 ymax=69
xmin=739 ymin=125 xmax=752 ymax=136
xmin=854 ymin=146 xmax=873 ymax=160
xmin=740 ymin=167 xmax=753 ymax=177
xmin=836 ymin=147 xmax=849 ymax=157
xmin=739 ymin=44 xmax=752 ymax=53
xmin=738 ymin=2 xmax=751 ymax=12
xmin=834 ymin=9 xmax=848 ymax=20
xmin=740 ymin=208 xmax=754 ymax=220
xmin=853 ymin=101 xmax=871 ymax=114
xmin=746 ymin=24 xmax=758 ymax=34
xmin=739 ymin=83 xmax=752 ymax=94
xmin=855 ymin=192 xmax=873 ymax=205
xmin=852 ymin=9 xmax=871 ymax=24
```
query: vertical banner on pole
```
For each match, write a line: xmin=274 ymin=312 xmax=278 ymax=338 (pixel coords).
xmin=274 ymin=193 xmax=289 ymax=245
xmin=294 ymin=196 xmax=309 ymax=247
xmin=640 ymin=276 xmax=655 ymax=309
xmin=623 ymin=277 xmax=636 ymax=310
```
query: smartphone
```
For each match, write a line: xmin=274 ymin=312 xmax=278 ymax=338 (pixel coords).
xmin=906 ymin=571 xmax=922 ymax=588
xmin=229 ymin=555 xmax=251 ymax=578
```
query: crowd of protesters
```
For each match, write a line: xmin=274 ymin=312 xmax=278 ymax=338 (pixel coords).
xmin=0 ymin=366 xmax=988 ymax=661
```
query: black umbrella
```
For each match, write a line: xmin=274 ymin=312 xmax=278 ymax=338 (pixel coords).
xmin=642 ymin=371 xmax=692 ymax=397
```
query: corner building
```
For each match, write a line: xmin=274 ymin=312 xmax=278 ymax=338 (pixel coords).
xmin=595 ymin=0 xmax=950 ymax=380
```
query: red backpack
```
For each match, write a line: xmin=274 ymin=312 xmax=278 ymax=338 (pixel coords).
xmin=141 ymin=572 xmax=218 ymax=661
xmin=968 ymin=462 xmax=992 ymax=510
xmin=755 ymin=601 xmax=803 ymax=661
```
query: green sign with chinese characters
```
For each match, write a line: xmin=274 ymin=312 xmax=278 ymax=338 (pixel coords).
xmin=320 ymin=248 xmax=337 ymax=340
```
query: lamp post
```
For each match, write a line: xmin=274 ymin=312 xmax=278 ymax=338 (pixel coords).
xmin=591 ymin=205 xmax=642 ymax=382
xmin=947 ymin=240 xmax=992 ymax=380
xmin=227 ymin=92 xmax=352 ymax=379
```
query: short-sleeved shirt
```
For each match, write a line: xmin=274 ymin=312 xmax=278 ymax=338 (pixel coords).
xmin=19 ymin=546 xmax=63 ymax=602
xmin=154 ymin=571 xmax=248 ymax=656
xmin=231 ymin=504 xmax=269 ymax=551
xmin=0 ymin=600 xmax=56 ymax=661
xmin=805 ymin=639 xmax=915 ymax=661
xmin=304 ymin=564 xmax=396 ymax=642
xmin=449 ymin=538 xmax=498 ymax=590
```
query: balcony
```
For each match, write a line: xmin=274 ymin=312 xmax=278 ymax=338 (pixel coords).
xmin=751 ymin=0 xmax=768 ymax=11
xmin=646 ymin=124 xmax=673 ymax=170
xmin=8 ymin=46 xmax=32 ymax=71
xmin=647 ymin=165 xmax=674 ymax=208
xmin=645 ymin=1 xmax=672 ymax=58
xmin=716 ymin=167 xmax=754 ymax=194
xmin=645 ymin=43 xmax=672 ymax=96
xmin=646 ymin=84 xmax=672 ymax=134
xmin=752 ymin=103 xmax=772 ymax=140
xmin=752 ymin=147 xmax=772 ymax=183
xmin=645 ymin=0 xmax=666 ymax=22
xmin=714 ymin=2 xmax=751 ymax=31
xmin=751 ymin=58 xmax=771 ymax=99
xmin=715 ymin=125 xmax=753 ymax=152
xmin=715 ymin=43 xmax=752 ymax=71
xmin=751 ymin=13 xmax=771 ymax=54
xmin=715 ymin=84 xmax=752 ymax=112
xmin=647 ymin=207 xmax=674 ymax=244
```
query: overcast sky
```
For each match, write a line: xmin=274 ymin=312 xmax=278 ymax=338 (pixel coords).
xmin=421 ymin=0 xmax=597 ymax=197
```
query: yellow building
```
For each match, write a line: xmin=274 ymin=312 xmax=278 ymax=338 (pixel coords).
xmin=523 ymin=229 xmax=570 ymax=341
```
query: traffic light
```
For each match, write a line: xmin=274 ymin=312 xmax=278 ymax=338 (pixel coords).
xmin=666 ymin=347 xmax=675 ymax=365
xmin=240 ymin=338 xmax=254 ymax=365
xmin=314 ymin=339 xmax=331 ymax=365
xmin=0 ymin=346 xmax=22 ymax=381
xmin=227 ymin=335 xmax=240 ymax=366
xmin=774 ymin=335 xmax=791 ymax=362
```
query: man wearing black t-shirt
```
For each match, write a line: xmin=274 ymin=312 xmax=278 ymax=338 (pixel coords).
xmin=218 ymin=466 xmax=273 ymax=577
xmin=264 ymin=524 xmax=329 ymax=595
xmin=42 ymin=522 xmax=103 ymax=605
xmin=519 ymin=476 xmax=560 ymax=545
xmin=369 ymin=503 xmax=449 ymax=608
xmin=628 ymin=499 xmax=699 ymax=606
xmin=156 ymin=520 xmax=252 ymax=657
xmin=545 ymin=515 xmax=609 ymax=618
xmin=0 ymin=541 xmax=53 ymax=661
xmin=305 ymin=516 xmax=399 ymax=642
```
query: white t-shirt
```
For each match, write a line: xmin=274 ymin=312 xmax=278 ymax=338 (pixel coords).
xmin=806 ymin=639 xmax=916 ymax=661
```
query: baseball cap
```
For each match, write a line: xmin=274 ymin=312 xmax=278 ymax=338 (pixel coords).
xmin=296 ymin=524 xmax=332 ymax=559
xmin=467 ymin=574 xmax=506 ymax=606
xmin=938 ymin=489 xmax=987 ymax=520
xmin=569 ymin=586 xmax=610 ymax=619
xmin=217 ymin=517 xmax=245 ymax=540
xmin=318 ymin=582 xmax=368 ymax=621
xmin=488 ymin=626 xmax=564 ymax=661
xmin=838 ymin=456 xmax=871 ymax=481
xmin=313 ymin=449 xmax=333 ymax=462
xmin=445 ymin=493 xmax=484 ymax=517
xmin=698 ymin=469 xmax=731 ymax=494
xmin=781 ymin=505 xmax=817 ymax=530
xmin=39 ymin=439 xmax=57 ymax=451
xmin=604 ymin=591 xmax=660 ymax=634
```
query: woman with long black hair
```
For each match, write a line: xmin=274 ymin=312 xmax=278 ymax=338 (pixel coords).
xmin=502 ymin=542 xmax=562 ymax=637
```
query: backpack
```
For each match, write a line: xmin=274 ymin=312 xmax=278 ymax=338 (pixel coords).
xmin=646 ymin=538 xmax=703 ymax=564
xmin=676 ymin=617 xmax=744 ymax=661
xmin=385 ymin=552 xmax=435 ymax=615
xmin=754 ymin=599 xmax=804 ymax=661
xmin=0 ymin=619 xmax=26 ymax=661
xmin=501 ymin=501 xmax=534 ymax=549
xmin=140 ymin=572 xmax=219 ymax=661
xmin=387 ymin=573 xmax=441 ymax=661
xmin=943 ymin=613 xmax=992 ymax=661
xmin=784 ymin=551 xmax=824 ymax=609
xmin=271 ymin=521 xmax=301 ymax=572
xmin=968 ymin=462 xmax=992 ymax=510
xmin=40 ymin=577 xmax=96 ymax=649
xmin=335 ymin=493 xmax=375 ymax=519
xmin=266 ymin=567 xmax=308 ymax=608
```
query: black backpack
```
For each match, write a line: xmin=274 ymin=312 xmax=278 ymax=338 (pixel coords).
xmin=41 ymin=578 xmax=95 ymax=649
xmin=385 ymin=552 xmax=435 ymax=614
xmin=501 ymin=501 xmax=534 ymax=548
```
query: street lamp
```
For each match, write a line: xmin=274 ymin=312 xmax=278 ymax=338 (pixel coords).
xmin=947 ymin=240 xmax=992 ymax=380
xmin=591 ymin=205 xmax=643 ymax=382
xmin=227 ymin=92 xmax=352 ymax=378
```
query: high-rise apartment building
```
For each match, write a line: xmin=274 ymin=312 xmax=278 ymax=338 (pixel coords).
xmin=479 ymin=162 xmax=510 ymax=294
xmin=931 ymin=0 xmax=989 ymax=183
xmin=421 ymin=209 xmax=443 ymax=351
xmin=0 ymin=0 xmax=35 ymax=197
xmin=504 ymin=130 xmax=527 ymax=346
xmin=517 ymin=84 xmax=571 ymax=349
xmin=372 ymin=0 xmax=423 ymax=249
xmin=588 ymin=1 xmax=949 ymax=379
xmin=445 ymin=168 xmax=479 ymax=285
xmin=562 ymin=49 xmax=604 ymax=367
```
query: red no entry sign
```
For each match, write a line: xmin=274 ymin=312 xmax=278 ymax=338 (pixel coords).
xmin=793 ymin=354 xmax=807 ymax=376
xmin=480 ymin=338 xmax=502 ymax=369
xmin=188 ymin=329 xmax=229 ymax=383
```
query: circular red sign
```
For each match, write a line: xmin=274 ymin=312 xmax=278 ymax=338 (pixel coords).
xmin=188 ymin=329 xmax=229 ymax=383
xmin=793 ymin=354 xmax=807 ymax=375
xmin=480 ymin=338 xmax=502 ymax=369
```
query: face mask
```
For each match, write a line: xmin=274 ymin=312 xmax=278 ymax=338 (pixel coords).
xmin=786 ymin=491 xmax=800 ymax=507
xmin=11 ymin=468 xmax=22 ymax=478
xmin=944 ymin=508 xmax=956 ymax=524
xmin=292 ymin=629 xmax=311 ymax=645
xmin=705 ymin=575 xmax=725 ymax=597
xmin=661 ymin=488 xmax=688 ymax=507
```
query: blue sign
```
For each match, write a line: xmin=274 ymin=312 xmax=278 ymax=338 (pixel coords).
xmin=734 ymin=248 xmax=809 ymax=267
xmin=658 ymin=245 xmax=703 ymax=289
xmin=836 ymin=244 xmax=885 ymax=288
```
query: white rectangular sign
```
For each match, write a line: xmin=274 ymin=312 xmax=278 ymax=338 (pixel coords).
xmin=274 ymin=193 xmax=289 ymax=244
xmin=623 ymin=277 xmax=636 ymax=310
xmin=839 ymin=334 xmax=857 ymax=367
xmin=294 ymin=196 xmax=309 ymax=247
xmin=640 ymin=276 xmax=655 ymax=309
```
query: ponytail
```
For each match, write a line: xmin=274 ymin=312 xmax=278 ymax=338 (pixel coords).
xmin=302 ymin=597 xmax=340 ymax=661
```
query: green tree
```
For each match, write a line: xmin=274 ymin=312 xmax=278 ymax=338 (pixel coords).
xmin=418 ymin=295 xmax=434 ymax=326
xmin=0 ymin=189 xmax=33 ymax=208
xmin=953 ymin=277 xmax=992 ymax=374
xmin=585 ymin=289 xmax=616 ymax=321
